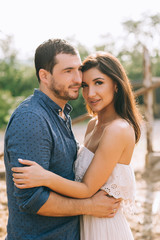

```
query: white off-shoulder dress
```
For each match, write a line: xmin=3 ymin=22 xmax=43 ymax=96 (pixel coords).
xmin=74 ymin=146 xmax=135 ymax=240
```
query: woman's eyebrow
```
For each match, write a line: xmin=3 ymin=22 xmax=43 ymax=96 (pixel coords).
xmin=93 ymin=77 xmax=105 ymax=81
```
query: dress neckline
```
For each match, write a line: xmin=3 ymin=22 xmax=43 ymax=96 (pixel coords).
xmin=82 ymin=145 xmax=131 ymax=167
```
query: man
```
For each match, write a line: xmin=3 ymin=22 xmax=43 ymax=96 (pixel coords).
xmin=4 ymin=39 xmax=120 ymax=240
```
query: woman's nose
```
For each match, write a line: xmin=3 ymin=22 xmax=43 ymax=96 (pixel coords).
xmin=88 ymin=87 xmax=96 ymax=97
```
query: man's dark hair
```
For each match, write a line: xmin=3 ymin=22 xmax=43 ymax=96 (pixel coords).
xmin=35 ymin=39 xmax=78 ymax=82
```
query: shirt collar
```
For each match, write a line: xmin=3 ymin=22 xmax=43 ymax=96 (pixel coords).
xmin=34 ymin=89 xmax=72 ymax=115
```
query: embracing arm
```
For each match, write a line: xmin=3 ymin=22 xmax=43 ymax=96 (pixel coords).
xmin=37 ymin=190 xmax=121 ymax=218
xmin=13 ymin=123 xmax=129 ymax=199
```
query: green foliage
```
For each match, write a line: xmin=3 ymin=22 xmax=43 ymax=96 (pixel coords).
xmin=117 ymin=46 xmax=143 ymax=81
xmin=122 ymin=13 xmax=160 ymax=48
xmin=93 ymin=33 xmax=116 ymax=55
xmin=69 ymin=89 xmax=87 ymax=119
xmin=0 ymin=35 xmax=38 ymax=128
xmin=0 ymin=56 xmax=38 ymax=97
xmin=0 ymin=90 xmax=24 ymax=128
xmin=77 ymin=43 xmax=89 ymax=61
xmin=152 ymin=49 xmax=160 ymax=77
xmin=151 ymin=49 xmax=160 ymax=111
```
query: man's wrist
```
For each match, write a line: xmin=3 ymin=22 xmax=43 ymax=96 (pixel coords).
xmin=78 ymin=198 xmax=92 ymax=216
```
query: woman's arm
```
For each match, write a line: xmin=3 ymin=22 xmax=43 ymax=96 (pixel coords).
xmin=12 ymin=159 xmax=90 ymax=198
xmin=12 ymin=122 xmax=132 ymax=198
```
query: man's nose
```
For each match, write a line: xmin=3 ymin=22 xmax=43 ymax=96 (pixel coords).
xmin=74 ymin=70 xmax=82 ymax=84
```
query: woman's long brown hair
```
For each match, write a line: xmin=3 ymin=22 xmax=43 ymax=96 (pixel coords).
xmin=82 ymin=52 xmax=142 ymax=143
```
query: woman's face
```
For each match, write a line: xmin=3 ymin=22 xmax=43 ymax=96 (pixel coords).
xmin=82 ymin=68 xmax=117 ymax=114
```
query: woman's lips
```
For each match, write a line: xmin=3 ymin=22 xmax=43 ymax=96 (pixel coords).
xmin=89 ymin=99 xmax=101 ymax=105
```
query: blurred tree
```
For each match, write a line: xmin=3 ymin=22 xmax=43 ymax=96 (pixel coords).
xmin=66 ymin=36 xmax=90 ymax=61
xmin=94 ymin=33 xmax=116 ymax=54
xmin=0 ymin=90 xmax=24 ymax=128
xmin=152 ymin=49 xmax=160 ymax=117
xmin=152 ymin=49 xmax=160 ymax=77
xmin=117 ymin=46 xmax=144 ymax=105
xmin=0 ymin=35 xmax=38 ymax=97
xmin=122 ymin=12 xmax=160 ymax=53
xmin=77 ymin=43 xmax=89 ymax=61
xmin=117 ymin=45 xmax=143 ymax=81
xmin=0 ymin=34 xmax=37 ymax=128
xmin=122 ymin=13 xmax=160 ymax=116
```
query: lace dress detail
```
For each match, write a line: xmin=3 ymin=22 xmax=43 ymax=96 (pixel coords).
xmin=74 ymin=146 xmax=135 ymax=240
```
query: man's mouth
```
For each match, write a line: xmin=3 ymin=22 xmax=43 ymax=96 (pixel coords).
xmin=69 ymin=85 xmax=81 ymax=91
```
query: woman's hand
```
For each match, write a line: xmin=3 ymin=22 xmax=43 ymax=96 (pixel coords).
xmin=12 ymin=159 xmax=48 ymax=189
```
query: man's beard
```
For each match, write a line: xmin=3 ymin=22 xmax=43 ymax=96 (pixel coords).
xmin=49 ymin=77 xmax=80 ymax=101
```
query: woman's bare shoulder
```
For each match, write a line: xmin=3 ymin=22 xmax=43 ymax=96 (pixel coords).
xmin=103 ymin=118 xmax=135 ymax=143
xmin=107 ymin=118 xmax=133 ymax=130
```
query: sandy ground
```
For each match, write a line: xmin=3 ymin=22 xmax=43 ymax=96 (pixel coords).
xmin=0 ymin=120 xmax=160 ymax=239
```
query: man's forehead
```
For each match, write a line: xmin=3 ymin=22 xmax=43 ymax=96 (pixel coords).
xmin=55 ymin=53 xmax=82 ymax=66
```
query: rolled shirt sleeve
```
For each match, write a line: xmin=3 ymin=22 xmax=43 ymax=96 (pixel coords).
xmin=6 ymin=112 xmax=53 ymax=214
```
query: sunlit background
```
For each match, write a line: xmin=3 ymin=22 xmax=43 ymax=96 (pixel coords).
xmin=1 ymin=0 xmax=160 ymax=125
xmin=0 ymin=0 xmax=159 ymax=59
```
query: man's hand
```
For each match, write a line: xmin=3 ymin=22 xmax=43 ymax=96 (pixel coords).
xmin=85 ymin=190 xmax=121 ymax=218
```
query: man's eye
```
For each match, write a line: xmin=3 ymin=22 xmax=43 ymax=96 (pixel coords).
xmin=81 ymin=83 xmax=87 ymax=88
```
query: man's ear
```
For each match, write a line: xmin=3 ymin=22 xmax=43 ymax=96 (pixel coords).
xmin=39 ymin=69 xmax=49 ymax=84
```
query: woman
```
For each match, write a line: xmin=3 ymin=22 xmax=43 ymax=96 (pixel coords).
xmin=12 ymin=52 xmax=141 ymax=239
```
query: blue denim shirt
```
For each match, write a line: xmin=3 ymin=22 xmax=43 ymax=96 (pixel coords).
xmin=4 ymin=89 xmax=80 ymax=240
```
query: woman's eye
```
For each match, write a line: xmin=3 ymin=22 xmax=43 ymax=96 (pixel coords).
xmin=95 ymin=81 xmax=103 ymax=85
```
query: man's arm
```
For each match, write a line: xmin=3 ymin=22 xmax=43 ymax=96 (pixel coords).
xmin=6 ymin=112 xmax=52 ymax=214
xmin=37 ymin=190 xmax=121 ymax=218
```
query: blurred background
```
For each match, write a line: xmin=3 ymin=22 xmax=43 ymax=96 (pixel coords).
xmin=0 ymin=0 xmax=160 ymax=239
xmin=0 ymin=0 xmax=160 ymax=127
